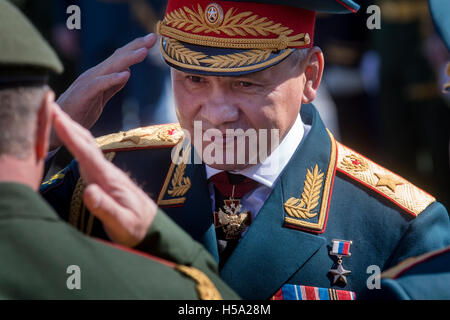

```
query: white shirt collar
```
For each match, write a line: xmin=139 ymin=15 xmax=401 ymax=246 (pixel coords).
xmin=205 ymin=113 xmax=304 ymax=188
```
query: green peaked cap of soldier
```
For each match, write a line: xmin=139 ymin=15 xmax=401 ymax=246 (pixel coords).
xmin=0 ymin=0 xmax=63 ymax=79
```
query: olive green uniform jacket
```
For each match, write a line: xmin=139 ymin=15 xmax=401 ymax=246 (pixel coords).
xmin=0 ymin=182 xmax=239 ymax=299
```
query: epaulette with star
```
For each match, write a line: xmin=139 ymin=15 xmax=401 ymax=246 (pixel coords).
xmin=95 ymin=123 xmax=184 ymax=152
xmin=336 ymin=142 xmax=436 ymax=218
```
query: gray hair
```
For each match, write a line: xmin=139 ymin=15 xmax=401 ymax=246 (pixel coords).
xmin=287 ymin=48 xmax=310 ymax=67
xmin=0 ymin=85 xmax=48 ymax=159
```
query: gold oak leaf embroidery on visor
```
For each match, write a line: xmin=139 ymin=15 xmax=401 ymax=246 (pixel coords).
xmin=199 ymin=49 xmax=272 ymax=68
xmin=165 ymin=38 xmax=273 ymax=68
xmin=165 ymin=38 xmax=208 ymax=66
xmin=157 ymin=4 xmax=310 ymax=50
xmin=284 ymin=164 xmax=324 ymax=220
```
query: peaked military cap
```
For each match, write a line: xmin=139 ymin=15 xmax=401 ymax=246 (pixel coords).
xmin=0 ymin=0 xmax=63 ymax=87
xmin=157 ymin=0 xmax=360 ymax=75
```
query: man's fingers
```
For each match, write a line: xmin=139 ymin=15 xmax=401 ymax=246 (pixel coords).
xmin=52 ymin=103 xmax=107 ymax=170
xmin=100 ymin=34 xmax=157 ymax=74
xmin=122 ymin=33 xmax=157 ymax=51
xmin=91 ymin=71 xmax=130 ymax=98
xmin=83 ymin=184 xmax=121 ymax=222
xmin=104 ymin=47 xmax=150 ymax=75
xmin=83 ymin=184 xmax=137 ymax=246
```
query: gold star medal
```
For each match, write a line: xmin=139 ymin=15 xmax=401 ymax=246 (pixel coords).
xmin=329 ymin=239 xmax=352 ymax=286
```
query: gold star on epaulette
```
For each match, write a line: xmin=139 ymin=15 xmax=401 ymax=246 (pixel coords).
xmin=374 ymin=173 xmax=404 ymax=193
xmin=336 ymin=142 xmax=436 ymax=217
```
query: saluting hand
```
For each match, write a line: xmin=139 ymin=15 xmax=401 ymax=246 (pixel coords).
xmin=50 ymin=33 xmax=158 ymax=150
xmin=51 ymin=103 xmax=158 ymax=247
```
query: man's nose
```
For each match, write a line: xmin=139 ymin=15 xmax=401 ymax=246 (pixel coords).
xmin=199 ymin=88 xmax=239 ymax=127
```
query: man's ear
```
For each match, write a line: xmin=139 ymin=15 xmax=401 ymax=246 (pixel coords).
xmin=302 ymin=47 xmax=324 ymax=104
xmin=35 ymin=90 xmax=55 ymax=161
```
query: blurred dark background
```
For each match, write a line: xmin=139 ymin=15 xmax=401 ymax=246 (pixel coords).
xmin=10 ymin=0 xmax=450 ymax=208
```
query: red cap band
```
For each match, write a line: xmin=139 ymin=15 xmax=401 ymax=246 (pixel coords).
xmin=159 ymin=0 xmax=316 ymax=50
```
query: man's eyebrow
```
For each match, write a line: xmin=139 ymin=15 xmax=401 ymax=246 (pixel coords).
xmin=234 ymin=70 xmax=270 ymax=81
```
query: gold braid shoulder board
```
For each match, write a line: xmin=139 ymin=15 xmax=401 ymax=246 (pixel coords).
xmin=95 ymin=123 xmax=184 ymax=152
xmin=69 ymin=123 xmax=185 ymax=233
xmin=336 ymin=142 xmax=436 ymax=217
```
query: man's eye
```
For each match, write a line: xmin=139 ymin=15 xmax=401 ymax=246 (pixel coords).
xmin=237 ymin=81 xmax=254 ymax=88
xmin=187 ymin=75 xmax=204 ymax=83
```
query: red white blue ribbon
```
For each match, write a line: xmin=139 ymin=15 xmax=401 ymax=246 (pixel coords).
xmin=271 ymin=284 xmax=356 ymax=300
xmin=330 ymin=239 xmax=352 ymax=256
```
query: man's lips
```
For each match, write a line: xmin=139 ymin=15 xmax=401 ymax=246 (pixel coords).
xmin=206 ymin=132 xmax=247 ymax=143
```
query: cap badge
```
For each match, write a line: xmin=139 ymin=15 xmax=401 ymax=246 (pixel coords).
xmin=205 ymin=3 xmax=223 ymax=27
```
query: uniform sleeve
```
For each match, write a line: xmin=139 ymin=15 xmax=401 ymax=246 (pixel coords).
xmin=359 ymin=279 xmax=412 ymax=300
xmin=40 ymin=159 xmax=81 ymax=222
xmin=43 ymin=146 xmax=75 ymax=182
xmin=135 ymin=208 xmax=241 ymax=299
xmin=384 ymin=201 xmax=450 ymax=269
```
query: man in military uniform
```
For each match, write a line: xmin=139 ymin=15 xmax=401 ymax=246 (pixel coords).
xmin=0 ymin=0 xmax=238 ymax=299
xmin=42 ymin=0 xmax=450 ymax=299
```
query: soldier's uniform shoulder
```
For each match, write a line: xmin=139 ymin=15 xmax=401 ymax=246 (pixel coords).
xmin=95 ymin=123 xmax=184 ymax=152
xmin=335 ymin=142 xmax=436 ymax=218
xmin=41 ymin=123 xmax=184 ymax=194
xmin=94 ymin=240 xmax=223 ymax=300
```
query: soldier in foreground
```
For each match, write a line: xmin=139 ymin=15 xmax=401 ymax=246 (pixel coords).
xmin=43 ymin=0 xmax=450 ymax=299
xmin=0 ymin=0 xmax=238 ymax=299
